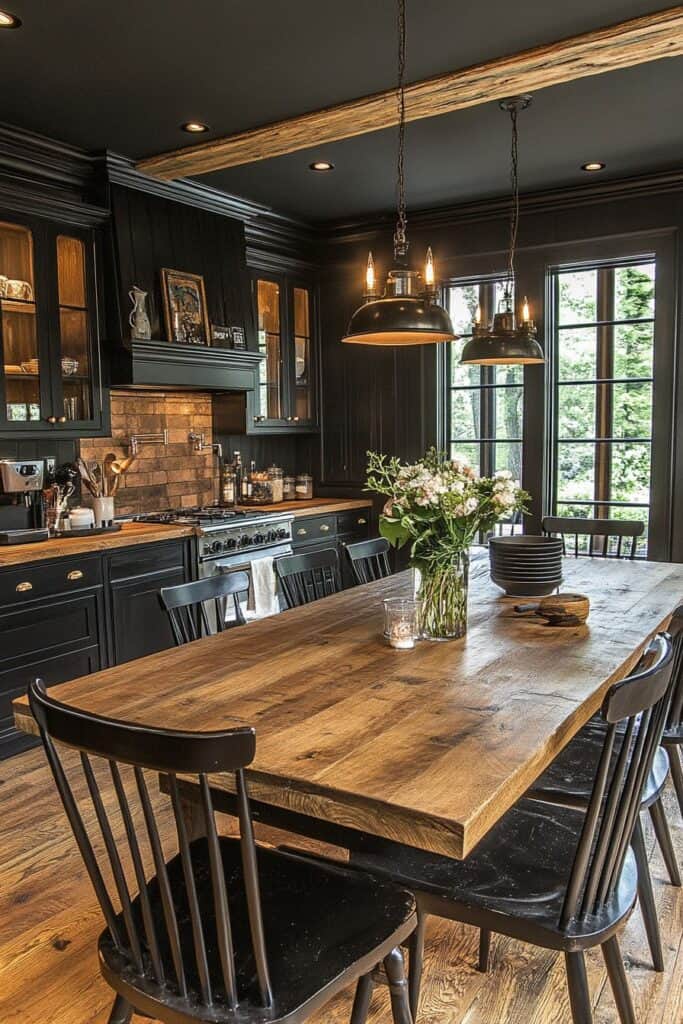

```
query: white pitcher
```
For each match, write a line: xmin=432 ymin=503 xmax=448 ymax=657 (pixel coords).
xmin=128 ymin=285 xmax=152 ymax=340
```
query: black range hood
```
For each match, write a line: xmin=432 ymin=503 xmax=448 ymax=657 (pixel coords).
xmin=111 ymin=339 xmax=264 ymax=391
xmin=106 ymin=181 xmax=262 ymax=392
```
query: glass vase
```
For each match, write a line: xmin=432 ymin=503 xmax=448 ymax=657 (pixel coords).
xmin=413 ymin=552 xmax=469 ymax=641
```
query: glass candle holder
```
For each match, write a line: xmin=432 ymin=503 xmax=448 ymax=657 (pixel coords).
xmin=383 ymin=598 xmax=419 ymax=650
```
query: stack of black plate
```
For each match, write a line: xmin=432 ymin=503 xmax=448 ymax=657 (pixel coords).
xmin=489 ymin=536 xmax=563 ymax=597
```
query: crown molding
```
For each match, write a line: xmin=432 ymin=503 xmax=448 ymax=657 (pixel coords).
xmin=324 ymin=167 xmax=683 ymax=246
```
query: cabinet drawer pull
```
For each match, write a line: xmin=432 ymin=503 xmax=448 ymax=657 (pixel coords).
xmin=319 ymin=524 xmax=330 ymax=532
xmin=16 ymin=581 xmax=32 ymax=593
xmin=46 ymin=416 xmax=57 ymax=424
xmin=297 ymin=527 xmax=308 ymax=536
xmin=67 ymin=569 xmax=84 ymax=581
xmin=357 ymin=517 xmax=367 ymax=525
xmin=58 ymin=416 xmax=67 ymax=423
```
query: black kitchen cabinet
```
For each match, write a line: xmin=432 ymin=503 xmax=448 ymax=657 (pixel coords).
xmin=0 ymin=536 xmax=193 ymax=759
xmin=105 ymin=538 xmax=192 ymax=665
xmin=0 ymin=552 xmax=105 ymax=758
xmin=248 ymin=269 xmax=318 ymax=433
xmin=0 ymin=210 xmax=108 ymax=438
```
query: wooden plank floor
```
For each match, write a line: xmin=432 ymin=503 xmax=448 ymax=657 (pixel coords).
xmin=1 ymin=746 xmax=682 ymax=1024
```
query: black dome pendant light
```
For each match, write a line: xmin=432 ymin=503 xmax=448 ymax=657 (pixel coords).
xmin=461 ymin=96 xmax=544 ymax=365
xmin=342 ymin=0 xmax=456 ymax=346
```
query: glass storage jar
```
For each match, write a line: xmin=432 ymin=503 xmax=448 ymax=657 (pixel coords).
xmin=283 ymin=476 xmax=296 ymax=501
xmin=268 ymin=465 xmax=284 ymax=503
xmin=295 ymin=474 xmax=313 ymax=500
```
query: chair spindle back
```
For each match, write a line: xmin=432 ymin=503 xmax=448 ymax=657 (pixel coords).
xmin=560 ymin=634 xmax=673 ymax=928
xmin=28 ymin=678 xmax=272 ymax=1012
xmin=345 ymin=537 xmax=392 ymax=585
xmin=542 ymin=516 xmax=643 ymax=559
xmin=275 ymin=548 xmax=341 ymax=608
xmin=160 ymin=571 xmax=249 ymax=645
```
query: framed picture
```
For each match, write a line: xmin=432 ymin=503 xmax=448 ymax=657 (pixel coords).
xmin=160 ymin=268 xmax=210 ymax=346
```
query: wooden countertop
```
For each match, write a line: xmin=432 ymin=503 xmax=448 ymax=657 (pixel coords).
xmin=0 ymin=499 xmax=370 ymax=568
xmin=235 ymin=497 xmax=372 ymax=517
xmin=13 ymin=558 xmax=683 ymax=859
xmin=0 ymin=521 xmax=195 ymax=568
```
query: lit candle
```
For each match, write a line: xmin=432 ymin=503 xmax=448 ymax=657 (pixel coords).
xmin=474 ymin=304 xmax=482 ymax=326
xmin=365 ymin=251 xmax=376 ymax=294
xmin=522 ymin=296 xmax=531 ymax=324
xmin=389 ymin=619 xmax=415 ymax=650
xmin=424 ymin=246 xmax=435 ymax=288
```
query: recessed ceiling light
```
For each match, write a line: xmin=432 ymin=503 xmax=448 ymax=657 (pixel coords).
xmin=181 ymin=121 xmax=210 ymax=134
xmin=309 ymin=161 xmax=334 ymax=172
xmin=0 ymin=10 xmax=21 ymax=28
xmin=581 ymin=161 xmax=606 ymax=172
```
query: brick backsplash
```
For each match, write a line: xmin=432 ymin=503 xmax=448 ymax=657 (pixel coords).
xmin=80 ymin=390 xmax=217 ymax=515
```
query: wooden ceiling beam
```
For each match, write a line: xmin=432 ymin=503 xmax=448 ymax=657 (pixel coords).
xmin=136 ymin=8 xmax=683 ymax=180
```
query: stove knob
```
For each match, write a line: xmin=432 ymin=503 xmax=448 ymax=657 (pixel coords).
xmin=240 ymin=535 xmax=252 ymax=546
xmin=253 ymin=533 xmax=265 ymax=545
xmin=276 ymin=528 xmax=288 ymax=539
xmin=226 ymin=537 xmax=237 ymax=549
xmin=202 ymin=544 xmax=211 ymax=555
xmin=266 ymin=530 xmax=276 ymax=543
xmin=211 ymin=540 xmax=222 ymax=553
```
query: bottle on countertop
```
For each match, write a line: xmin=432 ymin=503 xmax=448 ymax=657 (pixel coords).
xmin=221 ymin=465 xmax=236 ymax=507
xmin=233 ymin=451 xmax=243 ymax=501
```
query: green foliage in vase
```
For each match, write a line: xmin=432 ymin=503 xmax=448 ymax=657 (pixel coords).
xmin=366 ymin=447 xmax=529 ymax=572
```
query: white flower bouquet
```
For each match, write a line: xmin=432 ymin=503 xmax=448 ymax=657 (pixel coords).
xmin=366 ymin=448 xmax=528 ymax=639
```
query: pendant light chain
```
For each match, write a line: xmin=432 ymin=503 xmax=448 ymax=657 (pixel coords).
xmin=394 ymin=0 xmax=408 ymax=261
xmin=505 ymin=103 xmax=519 ymax=307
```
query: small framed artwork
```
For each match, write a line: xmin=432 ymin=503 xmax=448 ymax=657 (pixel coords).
xmin=231 ymin=326 xmax=247 ymax=350
xmin=160 ymin=268 xmax=210 ymax=346
xmin=210 ymin=323 xmax=232 ymax=348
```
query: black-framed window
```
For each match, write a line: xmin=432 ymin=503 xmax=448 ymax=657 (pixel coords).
xmin=549 ymin=258 xmax=655 ymax=552
xmin=445 ymin=277 xmax=524 ymax=481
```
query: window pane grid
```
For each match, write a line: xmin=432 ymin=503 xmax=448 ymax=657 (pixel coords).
xmin=551 ymin=261 xmax=654 ymax=555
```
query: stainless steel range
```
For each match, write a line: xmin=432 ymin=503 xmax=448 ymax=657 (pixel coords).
xmin=135 ymin=507 xmax=294 ymax=618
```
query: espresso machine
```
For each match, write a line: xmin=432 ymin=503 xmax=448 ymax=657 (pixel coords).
xmin=0 ymin=459 xmax=49 ymax=543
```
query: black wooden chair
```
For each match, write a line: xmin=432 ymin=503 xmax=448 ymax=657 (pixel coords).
xmin=275 ymin=548 xmax=341 ymax=608
xmin=28 ymin=678 xmax=417 ymax=1024
xmin=526 ymin=609 xmax=683 ymax=974
xmin=345 ymin=537 xmax=392 ymax=585
xmin=345 ymin=633 xmax=673 ymax=1024
xmin=160 ymin=571 xmax=249 ymax=644
xmin=663 ymin=610 xmax=683 ymax=817
xmin=542 ymin=515 xmax=644 ymax=559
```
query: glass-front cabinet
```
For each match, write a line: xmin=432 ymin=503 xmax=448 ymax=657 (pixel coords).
xmin=250 ymin=269 xmax=317 ymax=432
xmin=0 ymin=213 xmax=104 ymax=435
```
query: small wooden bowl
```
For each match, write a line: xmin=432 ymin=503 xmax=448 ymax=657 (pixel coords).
xmin=535 ymin=593 xmax=590 ymax=626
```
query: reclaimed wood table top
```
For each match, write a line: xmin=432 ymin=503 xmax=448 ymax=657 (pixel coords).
xmin=13 ymin=557 xmax=683 ymax=859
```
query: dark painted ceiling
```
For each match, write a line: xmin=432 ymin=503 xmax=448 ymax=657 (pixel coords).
xmin=0 ymin=1 xmax=681 ymax=222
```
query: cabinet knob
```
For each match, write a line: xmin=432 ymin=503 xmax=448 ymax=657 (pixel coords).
xmin=46 ymin=416 xmax=57 ymax=424
xmin=58 ymin=416 xmax=67 ymax=423
xmin=286 ymin=416 xmax=293 ymax=422
xmin=253 ymin=415 xmax=266 ymax=422
xmin=292 ymin=416 xmax=300 ymax=422
xmin=67 ymin=569 xmax=84 ymax=581
xmin=358 ymin=517 xmax=367 ymax=525
xmin=15 ymin=581 xmax=32 ymax=593
xmin=319 ymin=524 xmax=330 ymax=532
xmin=297 ymin=527 xmax=307 ymax=536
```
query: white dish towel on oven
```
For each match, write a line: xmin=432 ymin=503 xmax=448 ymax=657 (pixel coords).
xmin=248 ymin=555 xmax=280 ymax=619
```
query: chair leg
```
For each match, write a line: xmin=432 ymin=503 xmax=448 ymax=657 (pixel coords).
xmin=407 ymin=912 xmax=426 ymax=1019
xmin=107 ymin=995 xmax=133 ymax=1024
xmin=384 ymin=947 xmax=413 ymax=1024
xmin=564 ymin=951 xmax=593 ymax=1024
xmin=478 ymin=928 xmax=492 ymax=973
xmin=669 ymin=746 xmax=683 ymax=819
xmin=648 ymin=798 xmax=682 ymax=886
xmin=350 ymin=972 xmax=374 ymax=1024
xmin=601 ymin=935 xmax=636 ymax=1024
xmin=632 ymin=817 xmax=664 ymax=971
